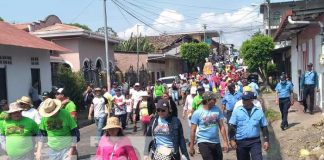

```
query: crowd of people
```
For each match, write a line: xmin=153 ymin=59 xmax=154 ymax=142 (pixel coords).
xmin=0 ymin=59 xmax=319 ymax=160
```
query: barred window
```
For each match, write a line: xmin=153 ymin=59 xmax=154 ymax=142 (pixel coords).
xmin=31 ymin=57 xmax=39 ymax=65
xmin=0 ymin=56 xmax=12 ymax=65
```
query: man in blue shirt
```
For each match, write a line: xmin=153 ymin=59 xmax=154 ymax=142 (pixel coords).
xmin=189 ymin=91 xmax=228 ymax=160
xmin=229 ymin=91 xmax=269 ymax=160
xmin=248 ymin=79 xmax=260 ymax=98
xmin=275 ymin=75 xmax=294 ymax=130
xmin=221 ymin=83 xmax=242 ymax=123
xmin=301 ymin=63 xmax=319 ymax=115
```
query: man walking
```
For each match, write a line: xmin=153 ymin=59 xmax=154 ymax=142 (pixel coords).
xmin=88 ymin=88 xmax=108 ymax=141
xmin=301 ymin=63 xmax=319 ymax=114
xmin=229 ymin=91 xmax=269 ymax=160
xmin=55 ymin=88 xmax=77 ymax=121
xmin=153 ymin=80 xmax=165 ymax=103
xmin=275 ymin=75 xmax=294 ymax=130
xmin=18 ymin=96 xmax=42 ymax=124
xmin=189 ymin=91 xmax=228 ymax=160
xmin=221 ymin=83 xmax=242 ymax=123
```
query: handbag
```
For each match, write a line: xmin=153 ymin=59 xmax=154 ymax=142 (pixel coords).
xmin=141 ymin=115 xmax=151 ymax=125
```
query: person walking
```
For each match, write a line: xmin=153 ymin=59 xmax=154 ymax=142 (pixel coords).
xmin=301 ymin=63 xmax=319 ymax=114
xmin=183 ymin=87 xmax=196 ymax=141
xmin=55 ymin=88 xmax=78 ymax=121
xmin=0 ymin=102 xmax=40 ymax=160
xmin=171 ymin=81 xmax=179 ymax=105
xmin=162 ymin=92 xmax=178 ymax=117
xmin=144 ymin=99 xmax=190 ymax=160
xmin=153 ymin=80 xmax=165 ymax=103
xmin=131 ymin=83 xmax=142 ymax=132
xmin=275 ymin=75 xmax=294 ymax=130
xmin=37 ymin=98 xmax=80 ymax=160
xmin=189 ymin=91 xmax=228 ymax=160
xmin=221 ymin=83 xmax=242 ymax=123
xmin=229 ymin=91 xmax=269 ymax=160
xmin=248 ymin=79 xmax=260 ymax=98
xmin=83 ymin=85 xmax=94 ymax=111
xmin=18 ymin=96 xmax=42 ymax=124
xmin=180 ymin=79 xmax=190 ymax=105
xmin=102 ymin=86 xmax=114 ymax=118
xmin=191 ymin=86 xmax=205 ymax=112
xmin=95 ymin=117 xmax=138 ymax=160
xmin=29 ymin=82 xmax=42 ymax=108
xmin=88 ymin=88 xmax=108 ymax=142
xmin=113 ymin=88 xmax=127 ymax=129
xmin=134 ymin=91 xmax=155 ymax=135
xmin=202 ymin=78 xmax=212 ymax=92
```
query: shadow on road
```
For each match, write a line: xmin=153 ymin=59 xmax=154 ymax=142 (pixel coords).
xmin=266 ymin=125 xmax=283 ymax=160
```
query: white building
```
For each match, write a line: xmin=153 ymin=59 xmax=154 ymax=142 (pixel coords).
xmin=0 ymin=21 xmax=68 ymax=103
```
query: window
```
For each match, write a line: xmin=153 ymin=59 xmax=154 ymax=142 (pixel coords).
xmin=0 ymin=56 xmax=12 ymax=65
xmin=31 ymin=57 xmax=39 ymax=65
xmin=157 ymin=72 xmax=160 ymax=79
xmin=151 ymin=72 xmax=155 ymax=82
xmin=161 ymin=71 xmax=165 ymax=77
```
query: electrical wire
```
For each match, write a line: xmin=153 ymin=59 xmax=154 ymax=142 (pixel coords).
xmin=70 ymin=0 xmax=96 ymax=23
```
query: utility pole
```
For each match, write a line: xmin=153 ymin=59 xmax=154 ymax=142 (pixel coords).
xmin=136 ymin=24 xmax=139 ymax=82
xmin=267 ymin=0 xmax=271 ymax=36
xmin=203 ymin=24 xmax=207 ymax=42
xmin=103 ymin=0 xmax=111 ymax=91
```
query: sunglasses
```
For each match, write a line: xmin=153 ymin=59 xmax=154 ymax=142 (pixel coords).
xmin=157 ymin=109 xmax=166 ymax=112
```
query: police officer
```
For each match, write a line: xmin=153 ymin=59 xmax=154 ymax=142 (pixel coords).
xmin=301 ymin=63 xmax=319 ymax=114
xmin=221 ymin=83 xmax=242 ymax=123
xmin=275 ymin=75 xmax=294 ymax=130
xmin=229 ymin=91 xmax=269 ymax=160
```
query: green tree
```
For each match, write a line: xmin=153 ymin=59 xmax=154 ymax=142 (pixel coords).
xmin=240 ymin=34 xmax=275 ymax=85
xmin=56 ymin=65 xmax=86 ymax=108
xmin=67 ymin=23 xmax=92 ymax=31
xmin=0 ymin=17 xmax=3 ymax=21
xmin=114 ymin=33 xmax=154 ymax=53
xmin=180 ymin=42 xmax=211 ymax=71
xmin=96 ymin=27 xmax=118 ymax=37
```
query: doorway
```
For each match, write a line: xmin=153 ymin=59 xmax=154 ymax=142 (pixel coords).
xmin=0 ymin=68 xmax=7 ymax=100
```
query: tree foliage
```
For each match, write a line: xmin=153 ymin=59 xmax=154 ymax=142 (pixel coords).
xmin=180 ymin=42 xmax=211 ymax=69
xmin=56 ymin=65 xmax=86 ymax=108
xmin=114 ymin=33 xmax=154 ymax=53
xmin=0 ymin=17 xmax=3 ymax=21
xmin=240 ymin=34 xmax=275 ymax=84
xmin=96 ymin=27 xmax=118 ymax=37
xmin=67 ymin=23 xmax=92 ymax=31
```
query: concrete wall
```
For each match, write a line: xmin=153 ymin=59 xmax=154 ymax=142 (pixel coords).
xmin=52 ymin=38 xmax=81 ymax=71
xmin=114 ymin=52 xmax=147 ymax=74
xmin=0 ymin=45 xmax=52 ymax=103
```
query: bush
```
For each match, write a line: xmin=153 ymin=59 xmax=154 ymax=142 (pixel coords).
xmin=265 ymin=108 xmax=281 ymax=123
xmin=56 ymin=66 xmax=86 ymax=109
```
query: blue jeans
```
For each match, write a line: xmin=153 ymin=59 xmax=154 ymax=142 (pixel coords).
xmin=94 ymin=116 xmax=107 ymax=141
xmin=117 ymin=114 xmax=127 ymax=129
xmin=171 ymin=90 xmax=178 ymax=102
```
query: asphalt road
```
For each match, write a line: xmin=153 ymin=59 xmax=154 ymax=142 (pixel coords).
xmin=77 ymin=101 xmax=247 ymax=160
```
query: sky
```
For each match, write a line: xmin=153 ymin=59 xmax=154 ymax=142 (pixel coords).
xmin=0 ymin=0 xmax=291 ymax=48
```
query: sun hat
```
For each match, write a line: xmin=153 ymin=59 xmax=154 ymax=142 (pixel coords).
xmin=39 ymin=98 xmax=62 ymax=118
xmin=17 ymin=96 xmax=33 ymax=106
xmin=6 ymin=102 xmax=23 ymax=114
xmin=202 ymin=91 xmax=217 ymax=101
xmin=242 ymin=91 xmax=254 ymax=100
xmin=102 ymin=117 xmax=122 ymax=130
xmin=190 ymin=87 xmax=197 ymax=95
xmin=156 ymin=99 xmax=169 ymax=110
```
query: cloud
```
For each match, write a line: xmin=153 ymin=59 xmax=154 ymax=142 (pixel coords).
xmin=118 ymin=6 xmax=263 ymax=48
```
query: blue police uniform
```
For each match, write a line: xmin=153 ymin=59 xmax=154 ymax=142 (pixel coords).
xmin=222 ymin=91 xmax=242 ymax=122
xmin=301 ymin=70 xmax=318 ymax=114
xmin=275 ymin=80 xmax=293 ymax=129
xmin=229 ymin=105 xmax=268 ymax=160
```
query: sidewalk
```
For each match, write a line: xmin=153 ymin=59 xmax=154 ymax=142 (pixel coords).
xmin=262 ymin=92 xmax=324 ymax=159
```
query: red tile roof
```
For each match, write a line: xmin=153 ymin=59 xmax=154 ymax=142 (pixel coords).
xmin=12 ymin=23 xmax=31 ymax=31
xmin=0 ymin=22 xmax=69 ymax=52
xmin=33 ymin=23 xmax=83 ymax=32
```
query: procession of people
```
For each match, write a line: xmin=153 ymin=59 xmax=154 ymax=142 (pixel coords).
xmin=0 ymin=58 xmax=319 ymax=160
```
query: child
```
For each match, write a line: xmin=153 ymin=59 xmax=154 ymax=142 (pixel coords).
xmin=125 ymin=93 xmax=133 ymax=125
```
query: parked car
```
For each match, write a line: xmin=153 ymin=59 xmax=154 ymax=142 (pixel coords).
xmin=159 ymin=76 xmax=180 ymax=88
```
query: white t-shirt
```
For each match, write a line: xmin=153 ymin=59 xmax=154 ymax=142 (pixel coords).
xmin=92 ymin=96 xmax=107 ymax=118
xmin=22 ymin=108 xmax=41 ymax=124
xmin=233 ymin=99 xmax=262 ymax=111
xmin=131 ymin=90 xmax=142 ymax=109
xmin=113 ymin=95 xmax=127 ymax=115
xmin=184 ymin=95 xmax=194 ymax=111
xmin=125 ymin=98 xmax=132 ymax=113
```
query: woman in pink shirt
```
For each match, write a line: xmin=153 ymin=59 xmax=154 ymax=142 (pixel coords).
xmin=96 ymin=117 xmax=138 ymax=160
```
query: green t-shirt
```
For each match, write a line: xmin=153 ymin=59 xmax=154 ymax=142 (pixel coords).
xmin=192 ymin=95 xmax=203 ymax=111
xmin=64 ymin=101 xmax=77 ymax=113
xmin=39 ymin=109 xmax=77 ymax=150
xmin=154 ymin=85 xmax=165 ymax=97
xmin=0 ymin=117 xmax=39 ymax=158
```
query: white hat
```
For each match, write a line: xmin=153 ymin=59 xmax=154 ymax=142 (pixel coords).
xmin=190 ymin=87 xmax=197 ymax=95
xmin=6 ymin=102 xmax=23 ymax=114
xmin=39 ymin=98 xmax=62 ymax=118
xmin=134 ymin=83 xmax=140 ymax=86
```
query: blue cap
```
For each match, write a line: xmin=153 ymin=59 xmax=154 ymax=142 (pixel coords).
xmin=242 ymin=91 xmax=254 ymax=100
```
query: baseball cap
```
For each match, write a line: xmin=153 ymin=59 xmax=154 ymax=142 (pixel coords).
xmin=156 ymin=99 xmax=169 ymax=110
xmin=42 ymin=91 xmax=50 ymax=97
xmin=197 ymin=86 xmax=204 ymax=91
xmin=56 ymin=88 xmax=66 ymax=95
xmin=113 ymin=82 xmax=118 ymax=85
xmin=202 ymin=91 xmax=217 ymax=101
xmin=242 ymin=91 xmax=254 ymax=100
xmin=280 ymin=75 xmax=286 ymax=81
xmin=134 ymin=83 xmax=140 ymax=86
xmin=307 ymin=63 xmax=313 ymax=66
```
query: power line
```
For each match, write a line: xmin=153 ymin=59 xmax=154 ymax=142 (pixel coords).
xmin=115 ymin=1 xmax=133 ymax=26
xmin=71 ymin=0 xmax=96 ymax=23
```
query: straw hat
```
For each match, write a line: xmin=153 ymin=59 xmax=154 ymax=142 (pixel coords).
xmin=102 ymin=117 xmax=122 ymax=130
xmin=39 ymin=98 xmax=62 ymax=118
xmin=17 ymin=96 xmax=33 ymax=106
xmin=6 ymin=102 xmax=23 ymax=114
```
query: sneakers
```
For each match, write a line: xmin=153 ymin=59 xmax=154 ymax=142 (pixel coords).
xmin=281 ymin=124 xmax=288 ymax=130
